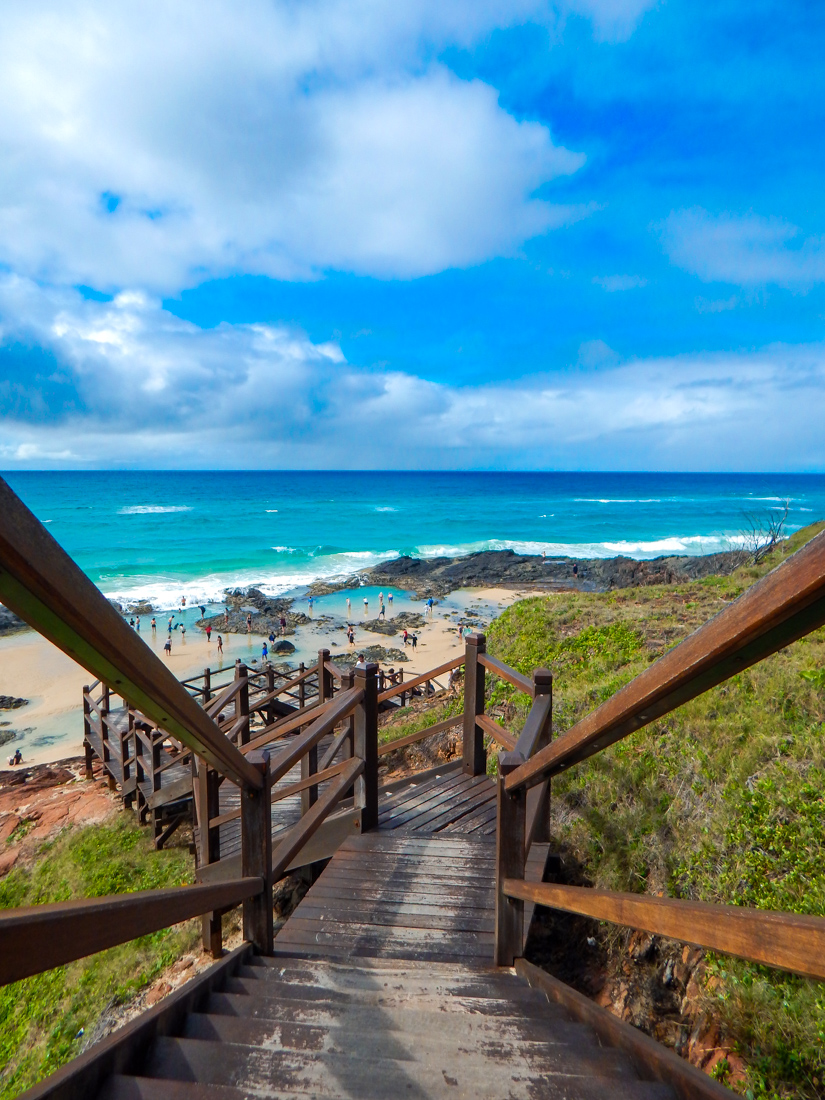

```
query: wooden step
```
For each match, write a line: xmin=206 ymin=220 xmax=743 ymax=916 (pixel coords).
xmin=143 ymin=1036 xmax=668 ymax=1100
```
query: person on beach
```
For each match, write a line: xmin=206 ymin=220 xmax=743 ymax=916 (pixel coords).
xmin=224 ymin=609 xmax=229 ymax=627
xmin=346 ymin=597 xmax=351 ymax=616
xmin=164 ymin=638 xmax=172 ymax=655
xmin=199 ymin=606 xmax=206 ymax=618
xmin=411 ymin=632 xmax=418 ymax=649
xmin=388 ymin=592 xmax=393 ymax=605
xmin=573 ymin=563 xmax=578 ymax=577
xmin=8 ymin=748 xmax=22 ymax=766
xmin=262 ymin=641 xmax=268 ymax=659
xmin=378 ymin=592 xmax=383 ymax=606
xmin=426 ymin=597 xmax=434 ymax=615
xmin=355 ymin=652 xmax=367 ymax=670
xmin=363 ymin=597 xmax=368 ymax=612
xmin=168 ymin=615 xmax=173 ymax=631
xmin=217 ymin=635 xmax=223 ymax=654
xmin=269 ymin=631 xmax=275 ymax=644
xmin=403 ymin=628 xmax=409 ymax=646
xmin=151 ymin=617 xmax=156 ymax=632
xmin=378 ymin=602 xmax=386 ymax=619
xmin=246 ymin=612 xmax=252 ymax=633
xmin=279 ymin=615 xmax=287 ymax=636
xmin=308 ymin=596 xmax=314 ymax=613
xmin=180 ymin=624 xmax=186 ymax=638
xmin=347 ymin=626 xmax=355 ymax=646
xmin=129 ymin=617 xmax=135 ymax=628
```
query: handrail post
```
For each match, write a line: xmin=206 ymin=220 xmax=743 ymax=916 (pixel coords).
xmin=495 ymin=750 xmax=526 ymax=966
xmin=298 ymin=662 xmax=306 ymax=709
xmin=236 ymin=662 xmax=250 ymax=745
xmin=529 ymin=669 xmax=553 ymax=844
xmin=354 ymin=663 xmax=379 ymax=832
xmin=150 ymin=729 xmax=163 ymax=845
xmin=82 ymin=687 xmax=94 ymax=780
xmin=241 ymin=750 xmax=273 ymax=955
xmin=100 ymin=684 xmax=117 ymax=790
xmin=318 ymin=648 xmax=333 ymax=703
xmin=463 ymin=633 xmax=487 ymax=776
xmin=195 ymin=757 xmax=223 ymax=956
xmin=265 ymin=661 xmax=275 ymax=724
xmin=122 ymin=708 xmax=134 ymax=808
xmin=340 ymin=668 xmax=356 ymax=799
xmin=202 ymin=667 xmax=211 ymax=706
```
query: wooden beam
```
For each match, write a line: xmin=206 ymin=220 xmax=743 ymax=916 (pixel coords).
xmin=271 ymin=757 xmax=364 ymax=880
xmin=0 ymin=879 xmax=262 ymax=986
xmin=478 ymin=653 xmax=534 ymax=696
xmin=503 ymin=880 xmax=825 ymax=981
xmin=378 ymin=655 xmax=464 ymax=702
xmin=377 ymin=714 xmax=463 ymax=757
xmin=477 ymin=712 xmax=517 ymax=751
xmin=507 ymin=529 xmax=825 ymax=792
xmin=0 ymin=477 xmax=261 ymax=790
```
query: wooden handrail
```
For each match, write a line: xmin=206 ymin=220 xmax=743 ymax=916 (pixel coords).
xmin=204 ymin=678 xmax=245 ymax=720
xmin=268 ymin=686 xmax=364 ymax=786
xmin=377 ymin=714 xmax=464 ymax=757
xmin=247 ymin=666 xmax=318 ymax=712
xmin=0 ymin=878 xmax=262 ymax=987
xmin=377 ymin=656 xmax=464 ymax=702
xmin=207 ymin=758 xmax=354 ymax=829
xmin=478 ymin=653 xmax=534 ymax=696
xmin=0 ymin=478 xmax=261 ymax=790
xmin=506 ymin=530 xmax=825 ymax=792
xmin=242 ymin=696 xmax=335 ymax=754
xmin=271 ymin=757 xmax=364 ymax=880
xmin=502 ymin=880 xmax=825 ymax=982
xmin=514 ymin=692 xmax=552 ymax=760
xmin=477 ymin=712 xmax=516 ymax=751
xmin=324 ymin=660 xmax=345 ymax=682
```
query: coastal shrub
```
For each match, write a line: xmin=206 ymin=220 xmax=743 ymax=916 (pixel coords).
xmin=0 ymin=816 xmax=195 ymax=1098
xmin=485 ymin=523 xmax=825 ymax=1097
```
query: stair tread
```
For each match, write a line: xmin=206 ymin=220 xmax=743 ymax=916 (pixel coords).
xmin=184 ymin=1010 xmax=619 ymax=1060
xmin=145 ymin=1036 xmax=665 ymax=1099
xmin=220 ymin=976 xmax=560 ymax=1016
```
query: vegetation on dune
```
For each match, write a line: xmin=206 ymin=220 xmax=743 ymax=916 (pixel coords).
xmin=0 ymin=816 xmax=196 ymax=1099
xmin=486 ymin=521 xmax=825 ymax=1099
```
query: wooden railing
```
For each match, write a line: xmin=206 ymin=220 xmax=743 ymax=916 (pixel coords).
xmin=493 ymin=529 xmax=825 ymax=982
xmin=0 ymin=476 xmax=372 ymax=983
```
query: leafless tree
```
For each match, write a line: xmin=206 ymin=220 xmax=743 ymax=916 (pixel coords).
xmin=740 ymin=499 xmax=790 ymax=564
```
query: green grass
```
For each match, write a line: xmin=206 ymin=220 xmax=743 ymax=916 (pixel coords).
xmin=486 ymin=522 xmax=825 ymax=1098
xmin=0 ymin=815 xmax=197 ymax=1098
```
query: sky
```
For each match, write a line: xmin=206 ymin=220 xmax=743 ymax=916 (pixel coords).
xmin=0 ymin=0 xmax=823 ymax=471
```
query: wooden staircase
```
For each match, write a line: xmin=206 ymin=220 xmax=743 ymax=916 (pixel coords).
xmin=97 ymin=951 xmax=676 ymax=1100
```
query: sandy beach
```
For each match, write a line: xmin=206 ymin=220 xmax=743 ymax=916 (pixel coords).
xmin=0 ymin=585 xmax=533 ymax=767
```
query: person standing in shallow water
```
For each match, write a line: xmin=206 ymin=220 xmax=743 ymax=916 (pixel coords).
xmin=151 ymin=617 xmax=156 ymax=632
xmin=217 ymin=635 xmax=223 ymax=654
xmin=164 ymin=637 xmax=171 ymax=656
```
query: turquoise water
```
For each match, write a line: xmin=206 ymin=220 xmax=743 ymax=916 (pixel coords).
xmin=3 ymin=471 xmax=824 ymax=610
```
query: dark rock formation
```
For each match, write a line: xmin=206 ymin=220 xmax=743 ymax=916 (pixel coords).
xmin=0 ymin=606 xmax=28 ymax=637
xmin=0 ymin=697 xmax=27 ymax=710
xmin=309 ymin=547 xmax=745 ymax=599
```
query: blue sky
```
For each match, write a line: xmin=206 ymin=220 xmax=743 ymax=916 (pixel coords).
xmin=0 ymin=0 xmax=823 ymax=470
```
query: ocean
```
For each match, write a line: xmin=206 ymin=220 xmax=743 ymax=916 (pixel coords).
xmin=3 ymin=471 xmax=825 ymax=610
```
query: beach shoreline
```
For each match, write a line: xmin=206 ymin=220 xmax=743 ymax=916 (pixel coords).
xmin=0 ymin=579 xmax=536 ymax=768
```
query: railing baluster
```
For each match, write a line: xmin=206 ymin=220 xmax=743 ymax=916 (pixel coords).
xmin=241 ymin=750 xmax=273 ymax=955
xmin=82 ymin=686 xmax=94 ymax=780
xmin=463 ymin=633 xmax=487 ymax=776
xmin=495 ymin=750 xmax=526 ymax=966
xmin=354 ymin=663 xmax=378 ymax=832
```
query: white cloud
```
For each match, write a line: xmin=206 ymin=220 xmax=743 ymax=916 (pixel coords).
xmin=2 ymin=276 xmax=824 ymax=472
xmin=660 ymin=208 xmax=825 ymax=289
xmin=0 ymin=0 xmax=595 ymax=292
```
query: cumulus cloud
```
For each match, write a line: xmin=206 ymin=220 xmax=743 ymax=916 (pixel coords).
xmin=0 ymin=0 xmax=595 ymax=292
xmin=2 ymin=277 xmax=824 ymax=471
xmin=660 ymin=208 xmax=825 ymax=289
